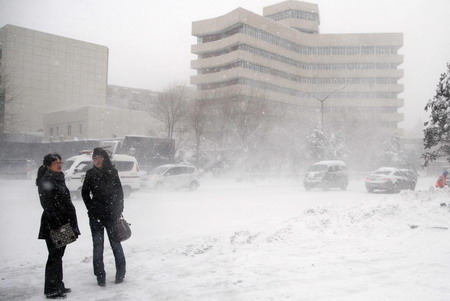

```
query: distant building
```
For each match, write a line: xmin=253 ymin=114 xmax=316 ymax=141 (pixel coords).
xmin=106 ymin=84 xmax=159 ymax=112
xmin=0 ymin=24 xmax=161 ymax=141
xmin=0 ymin=24 xmax=108 ymax=135
xmin=191 ymin=0 xmax=404 ymax=135
xmin=43 ymin=105 xmax=160 ymax=141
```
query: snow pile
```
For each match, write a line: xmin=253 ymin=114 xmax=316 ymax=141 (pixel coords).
xmin=1 ymin=178 xmax=450 ymax=300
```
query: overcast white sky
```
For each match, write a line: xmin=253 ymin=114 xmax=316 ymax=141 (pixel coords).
xmin=1 ymin=0 xmax=450 ymax=131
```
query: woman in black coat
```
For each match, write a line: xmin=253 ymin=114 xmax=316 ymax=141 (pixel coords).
xmin=81 ymin=147 xmax=126 ymax=287
xmin=36 ymin=153 xmax=80 ymax=299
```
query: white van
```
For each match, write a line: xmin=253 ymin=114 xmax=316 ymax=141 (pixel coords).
xmin=63 ymin=152 xmax=140 ymax=198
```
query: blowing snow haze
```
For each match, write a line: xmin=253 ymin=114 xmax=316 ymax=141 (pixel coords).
xmin=2 ymin=1 xmax=450 ymax=300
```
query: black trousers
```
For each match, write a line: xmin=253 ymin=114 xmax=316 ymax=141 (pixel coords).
xmin=89 ymin=218 xmax=126 ymax=281
xmin=44 ymin=237 xmax=66 ymax=295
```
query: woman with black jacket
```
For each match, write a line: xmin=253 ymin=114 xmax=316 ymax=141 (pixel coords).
xmin=36 ymin=153 xmax=80 ymax=299
xmin=81 ymin=147 xmax=126 ymax=287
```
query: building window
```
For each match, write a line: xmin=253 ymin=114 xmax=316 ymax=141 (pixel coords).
xmin=49 ymin=127 xmax=53 ymax=137
xmin=79 ymin=123 xmax=83 ymax=134
xmin=266 ymin=9 xmax=319 ymax=22
xmin=67 ymin=125 xmax=71 ymax=136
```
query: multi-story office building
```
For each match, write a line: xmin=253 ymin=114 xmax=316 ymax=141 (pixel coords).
xmin=191 ymin=1 xmax=404 ymax=134
xmin=0 ymin=24 xmax=108 ymax=135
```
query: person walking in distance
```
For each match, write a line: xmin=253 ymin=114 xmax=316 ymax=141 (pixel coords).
xmin=36 ymin=153 xmax=80 ymax=299
xmin=81 ymin=148 xmax=126 ymax=286
xmin=435 ymin=169 xmax=448 ymax=188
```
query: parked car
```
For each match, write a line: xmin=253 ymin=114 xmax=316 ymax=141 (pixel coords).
xmin=64 ymin=152 xmax=140 ymax=198
xmin=303 ymin=160 xmax=349 ymax=191
xmin=141 ymin=164 xmax=200 ymax=191
xmin=365 ymin=167 xmax=417 ymax=193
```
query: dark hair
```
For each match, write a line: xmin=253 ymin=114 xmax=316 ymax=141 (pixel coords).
xmin=35 ymin=153 xmax=61 ymax=186
xmin=92 ymin=147 xmax=113 ymax=170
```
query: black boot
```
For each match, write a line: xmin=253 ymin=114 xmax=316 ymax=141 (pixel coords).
xmin=97 ymin=277 xmax=106 ymax=287
xmin=46 ymin=291 xmax=67 ymax=299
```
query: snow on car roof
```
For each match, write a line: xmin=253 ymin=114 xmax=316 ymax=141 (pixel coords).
xmin=376 ymin=167 xmax=397 ymax=171
xmin=66 ymin=153 xmax=137 ymax=162
xmin=313 ymin=160 xmax=346 ymax=166
xmin=111 ymin=154 xmax=137 ymax=161
xmin=155 ymin=164 xmax=195 ymax=168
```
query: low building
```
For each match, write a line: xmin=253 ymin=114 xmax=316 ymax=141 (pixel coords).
xmin=106 ymin=85 xmax=160 ymax=112
xmin=43 ymin=105 xmax=161 ymax=141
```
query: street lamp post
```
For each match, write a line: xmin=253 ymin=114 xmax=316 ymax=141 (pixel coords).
xmin=313 ymin=85 xmax=346 ymax=131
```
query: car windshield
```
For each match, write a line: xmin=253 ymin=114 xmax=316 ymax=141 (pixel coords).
xmin=373 ymin=170 xmax=392 ymax=175
xmin=62 ymin=159 xmax=75 ymax=171
xmin=310 ymin=164 xmax=327 ymax=171
xmin=149 ymin=165 xmax=170 ymax=175
xmin=114 ymin=161 xmax=134 ymax=172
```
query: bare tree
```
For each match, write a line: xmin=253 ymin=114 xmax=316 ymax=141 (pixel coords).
xmin=204 ymin=94 xmax=235 ymax=151
xmin=326 ymin=107 xmax=390 ymax=170
xmin=212 ymin=87 xmax=274 ymax=173
xmin=188 ymin=99 xmax=210 ymax=166
xmin=204 ymin=86 xmax=272 ymax=153
xmin=151 ymin=83 xmax=189 ymax=140
xmin=230 ymin=96 xmax=269 ymax=153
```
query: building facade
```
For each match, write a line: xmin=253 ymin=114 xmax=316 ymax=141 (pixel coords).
xmin=191 ymin=1 xmax=404 ymax=134
xmin=0 ymin=24 xmax=108 ymax=135
xmin=106 ymin=84 xmax=159 ymax=112
xmin=0 ymin=25 xmax=162 ymax=141
xmin=43 ymin=105 xmax=160 ymax=141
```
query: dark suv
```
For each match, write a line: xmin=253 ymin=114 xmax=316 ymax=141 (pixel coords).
xmin=304 ymin=160 xmax=349 ymax=191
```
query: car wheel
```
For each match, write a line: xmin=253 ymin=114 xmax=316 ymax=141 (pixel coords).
xmin=155 ymin=182 xmax=164 ymax=191
xmin=123 ymin=186 xmax=131 ymax=198
xmin=367 ymin=187 xmax=374 ymax=193
xmin=189 ymin=181 xmax=199 ymax=191
xmin=304 ymin=184 xmax=311 ymax=191
xmin=391 ymin=183 xmax=400 ymax=193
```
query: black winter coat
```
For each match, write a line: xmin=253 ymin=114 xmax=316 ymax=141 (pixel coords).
xmin=38 ymin=170 xmax=81 ymax=239
xmin=81 ymin=166 xmax=124 ymax=223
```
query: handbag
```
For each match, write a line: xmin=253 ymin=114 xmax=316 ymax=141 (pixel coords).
xmin=50 ymin=223 xmax=77 ymax=248
xmin=111 ymin=217 xmax=132 ymax=242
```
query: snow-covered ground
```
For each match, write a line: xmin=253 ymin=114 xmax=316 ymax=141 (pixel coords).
xmin=1 ymin=174 xmax=450 ymax=300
